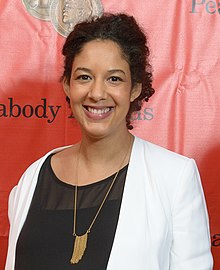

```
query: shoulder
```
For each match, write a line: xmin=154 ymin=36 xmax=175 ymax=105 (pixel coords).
xmin=24 ymin=145 xmax=72 ymax=173
xmin=8 ymin=144 xmax=73 ymax=222
xmin=10 ymin=145 xmax=72 ymax=198
xmin=133 ymin=136 xmax=204 ymax=219
xmin=133 ymin=136 xmax=199 ymax=199
xmin=134 ymin=136 xmax=194 ymax=171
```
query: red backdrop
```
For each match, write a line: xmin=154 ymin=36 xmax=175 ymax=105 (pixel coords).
xmin=0 ymin=0 xmax=219 ymax=268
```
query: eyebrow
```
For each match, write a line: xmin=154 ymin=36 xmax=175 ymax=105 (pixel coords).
xmin=74 ymin=67 xmax=126 ymax=76
xmin=74 ymin=67 xmax=91 ymax=73
xmin=107 ymin=69 xmax=126 ymax=76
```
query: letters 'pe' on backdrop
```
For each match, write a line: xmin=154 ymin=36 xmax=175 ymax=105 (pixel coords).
xmin=0 ymin=0 xmax=219 ymax=269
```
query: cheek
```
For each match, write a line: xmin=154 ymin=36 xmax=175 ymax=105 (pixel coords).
xmin=68 ymin=85 xmax=80 ymax=102
xmin=114 ymin=88 xmax=132 ymax=104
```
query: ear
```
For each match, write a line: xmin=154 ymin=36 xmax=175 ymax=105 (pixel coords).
xmin=63 ymin=78 xmax=70 ymax=98
xmin=130 ymin=83 xmax=142 ymax=102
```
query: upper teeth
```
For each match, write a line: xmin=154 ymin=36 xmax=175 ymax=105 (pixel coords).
xmin=87 ymin=107 xmax=111 ymax=114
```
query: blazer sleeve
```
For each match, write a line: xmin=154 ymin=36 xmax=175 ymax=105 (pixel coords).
xmin=8 ymin=185 xmax=17 ymax=224
xmin=170 ymin=159 xmax=213 ymax=270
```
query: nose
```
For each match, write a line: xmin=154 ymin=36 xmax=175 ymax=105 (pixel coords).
xmin=88 ymin=79 xmax=107 ymax=101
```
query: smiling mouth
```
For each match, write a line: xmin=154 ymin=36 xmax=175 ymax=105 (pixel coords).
xmin=83 ymin=106 xmax=113 ymax=114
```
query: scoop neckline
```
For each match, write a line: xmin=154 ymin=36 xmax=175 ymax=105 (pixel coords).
xmin=47 ymin=154 xmax=128 ymax=189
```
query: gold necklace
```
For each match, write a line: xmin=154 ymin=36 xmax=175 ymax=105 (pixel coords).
xmin=70 ymin=138 xmax=132 ymax=264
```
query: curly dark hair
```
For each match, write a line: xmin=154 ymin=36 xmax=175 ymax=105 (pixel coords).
xmin=61 ymin=13 xmax=155 ymax=129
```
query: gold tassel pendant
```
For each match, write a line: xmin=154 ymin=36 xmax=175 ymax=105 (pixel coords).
xmin=70 ymin=232 xmax=88 ymax=264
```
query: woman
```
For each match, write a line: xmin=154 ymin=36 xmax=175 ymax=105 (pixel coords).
xmin=5 ymin=13 xmax=213 ymax=270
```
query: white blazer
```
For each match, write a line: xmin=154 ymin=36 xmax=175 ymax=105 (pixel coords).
xmin=5 ymin=136 xmax=213 ymax=269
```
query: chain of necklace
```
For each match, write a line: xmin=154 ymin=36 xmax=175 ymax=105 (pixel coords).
xmin=70 ymin=137 xmax=132 ymax=264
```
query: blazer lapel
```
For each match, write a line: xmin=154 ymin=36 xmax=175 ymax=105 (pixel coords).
xmin=107 ymin=137 xmax=149 ymax=269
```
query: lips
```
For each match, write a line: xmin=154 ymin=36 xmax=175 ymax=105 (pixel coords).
xmin=83 ymin=105 xmax=114 ymax=120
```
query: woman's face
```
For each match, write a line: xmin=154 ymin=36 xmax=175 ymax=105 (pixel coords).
xmin=64 ymin=39 xmax=141 ymax=139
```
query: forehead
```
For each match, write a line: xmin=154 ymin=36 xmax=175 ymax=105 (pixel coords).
xmin=73 ymin=39 xmax=128 ymax=66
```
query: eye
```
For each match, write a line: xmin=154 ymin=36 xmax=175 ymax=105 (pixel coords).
xmin=108 ymin=76 xmax=123 ymax=83
xmin=76 ymin=74 xmax=91 ymax=81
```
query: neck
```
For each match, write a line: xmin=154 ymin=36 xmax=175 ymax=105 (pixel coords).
xmin=78 ymin=131 xmax=133 ymax=172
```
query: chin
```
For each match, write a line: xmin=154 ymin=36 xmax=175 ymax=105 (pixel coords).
xmin=82 ymin=123 xmax=128 ymax=141
xmin=83 ymin=129 xmax=111 ymax=140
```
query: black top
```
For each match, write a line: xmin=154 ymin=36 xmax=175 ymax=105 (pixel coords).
xmin=15 ymin=154 xmax=128 ymax=270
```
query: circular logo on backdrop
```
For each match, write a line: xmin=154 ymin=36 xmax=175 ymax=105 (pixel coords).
xmin=22 ymin=0 xmax=52 ymax=21
xmin=22 ymin=0 xmax=103 ymax=36
xmin=50 ymin=0 xmax=103 ymax=37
